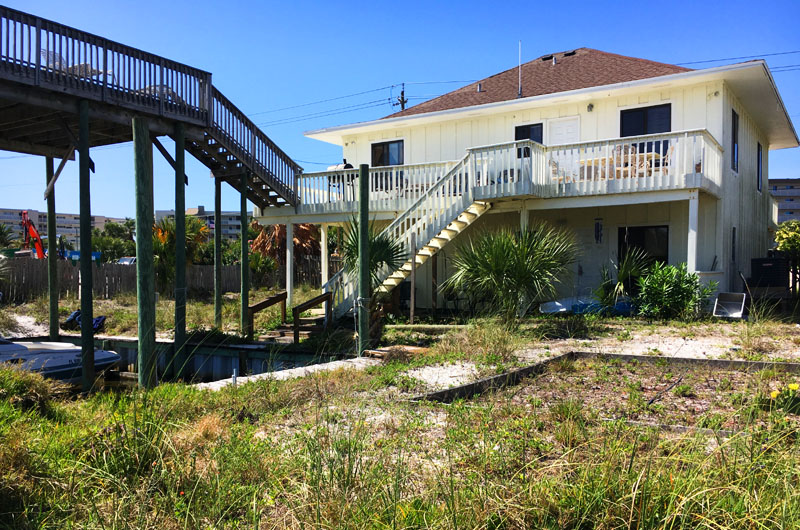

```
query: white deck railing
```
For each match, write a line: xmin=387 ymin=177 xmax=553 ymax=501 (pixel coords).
xmin=298 ymin=160 xmax=458 ymax=214
xmin=300 ymin=129 xmax=722 ymax=217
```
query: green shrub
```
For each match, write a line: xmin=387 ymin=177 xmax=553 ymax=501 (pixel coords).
xmin=636 ymin=262 xmax=715 ymax=320
xmin=0 ymin=366 xmax=62 ymax=414
xmin=444 ymin=222 xmax=577 ymax=322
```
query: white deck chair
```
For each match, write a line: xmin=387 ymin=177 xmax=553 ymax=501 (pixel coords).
xmin=40 ymin=50 xmax=116 ymax=83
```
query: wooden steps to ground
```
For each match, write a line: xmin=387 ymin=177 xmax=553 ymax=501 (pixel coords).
xmin=375 ymin=201 xmax=492 ymax=294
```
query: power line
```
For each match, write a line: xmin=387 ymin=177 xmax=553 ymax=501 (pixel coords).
xmin=246 ymin=80 xmax=477 ymax=118
xmin=247 ymin=85 xmax=394 ymax=117
xmin=676 ymin=50 xmax=800 ymax=65
xmin=258 ymin=99 xmax=392 ymax=127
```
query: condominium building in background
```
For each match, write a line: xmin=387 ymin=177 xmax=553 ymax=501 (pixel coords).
xmin=0 ymin=208 xmax=126 ymax=248
xmin=155 ymin=205 xmax=251 ymax=241
xmin=768 ymin=178 xmax=800 ymax=224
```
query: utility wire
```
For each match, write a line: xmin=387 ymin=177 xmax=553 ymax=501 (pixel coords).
xmin=676 ymin=50 xmax=800 ymax=65
xmin=258 ymin=99 xmax=391 ymax=127
xmin=247 ymin=85 xmax=394 ymax=117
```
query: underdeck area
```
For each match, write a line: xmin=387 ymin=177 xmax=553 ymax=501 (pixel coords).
xmin=0 ymin=6 xmax=303 ymax=390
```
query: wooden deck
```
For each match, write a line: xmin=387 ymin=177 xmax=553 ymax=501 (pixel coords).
xmin=0 ymin=5 xmax=300 ymax=208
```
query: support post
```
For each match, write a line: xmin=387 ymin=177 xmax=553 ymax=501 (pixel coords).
xmin=431 ymin=253 xmax=438 ymax=315
xmin=213 ymin=177 xmax=222 ymax=328
xmin=320 ymin=223 xmax=329 ymax=287
xmin=520 ymin=206 xmax=528 ymax=231
xmin=45 ymin=157 xmax=58 ymax=341
xmin=173 ymin=123 xmax=187 ymax=379
xmin=240 ymin=172 xmax=251 ymax=339
xmin=78 ymin=100 xmax=94 ymax=392
xmin=133 ymin=116 xmax=156 ymax=389
xmin=286 ymin=222 xmax=294 ymax=309
xmin=688 ymin=191 xmax=699 ymax=273
xmin=410 ymin=232 xmax=416 ymax=325
xmin=358 ymin=164 xmax=370 ymax=355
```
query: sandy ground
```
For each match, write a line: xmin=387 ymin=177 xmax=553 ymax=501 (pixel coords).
xmin=405 ymin=361 xmax=480 ymax=390
xmin=12 ymin=315 xmax=48 ymax=337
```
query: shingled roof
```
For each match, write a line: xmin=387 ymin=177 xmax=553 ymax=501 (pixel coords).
xmin=385 ymin=48 xmax=691 ymax=119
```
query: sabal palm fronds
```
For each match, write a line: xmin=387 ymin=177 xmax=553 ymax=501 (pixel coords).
xmin=444 ymin=222 xmax=578 ymax=322
xmin=342 ymin=217 xmax=405 ymax=294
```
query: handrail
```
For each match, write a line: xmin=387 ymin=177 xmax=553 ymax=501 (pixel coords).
xmin=210 ymin=87 xmax=301 ymax=206
xmin=0 ymin=6 xmax=212 ymax=125
xmin=547 ymin=128 xmax=724 ymax=152
xmin=292 ymin=291 xmax=333 ymax=343
xmin=245 ymin=290 xmax=287 ymax=340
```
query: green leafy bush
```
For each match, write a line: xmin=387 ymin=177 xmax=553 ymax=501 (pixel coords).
xmin=636 ymin=262 xmax=715 ymax=320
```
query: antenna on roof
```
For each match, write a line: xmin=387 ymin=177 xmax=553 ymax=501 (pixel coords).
xmin=518 ymin=40 xmax=522 ymax=98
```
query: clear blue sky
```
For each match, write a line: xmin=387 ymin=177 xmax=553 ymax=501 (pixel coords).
xmin=2 ymin=0 xmax=799 ymax=219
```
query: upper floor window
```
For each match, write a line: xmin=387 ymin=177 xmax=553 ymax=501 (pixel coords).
xmin=757 ymin=143 xmax=763 ymax=192
xmin=620 ymin=104 xmax=671 ymax=137
xmin=515 ymin=123 xmax=543 ymax=157
xmin=731 ymin=109 xmax=739 ymax=172
xmin=371 ymin=140 xmax=404 ymax=167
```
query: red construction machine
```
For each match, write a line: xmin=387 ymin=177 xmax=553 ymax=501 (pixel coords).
xmin=20 ymin=210 xmax=45 ymax=259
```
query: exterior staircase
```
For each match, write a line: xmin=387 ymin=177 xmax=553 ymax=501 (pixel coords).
xmin=324 ymin=151 xmax=495 ymax=317
xmin=376 ymin=200 xmax=491 ymax=294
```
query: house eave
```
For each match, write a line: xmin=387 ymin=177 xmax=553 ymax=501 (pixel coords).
xmin=305 ymin=61 xmax=798 ymax=150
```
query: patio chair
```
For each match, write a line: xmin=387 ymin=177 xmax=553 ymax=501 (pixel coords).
xmin=612 ymin=144 xmax=641 ymax=179
xmin=40 ymin=50 xmax=116 ymax=83
xmin=137 ymin=84 xmax=187 ymax=106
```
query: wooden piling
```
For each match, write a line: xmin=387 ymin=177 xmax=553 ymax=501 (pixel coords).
xmin=78 ymin=100 xmax=94 ymax=392
xmin=133 ymin=116 xmax=156 ymax=389
xmin=214 ymin=177 xmax=222 ymax=328
xmin=240 ymin=172 xmax=250 ymax=339
xmin=174 ymin=122 xmax=187 ymax=378
xmin=45 ymin=156 xmax=58 ymax=341
xmin=358 ymin=164 xmax=370 ymax=355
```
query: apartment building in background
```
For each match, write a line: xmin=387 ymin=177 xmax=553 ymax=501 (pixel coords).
xmin=768 ymin=178 xmax=800 ymax=223
xmin=0 ymin=208 xmax=126 ymax=248
xmin=155 ymin=205 xmax=252 ymax=241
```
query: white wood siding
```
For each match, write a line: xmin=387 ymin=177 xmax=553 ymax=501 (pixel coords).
xmin=720 ymin=82 xmax=771 ymax=289
xmin=342 ymin=81 xmax=723 ymax=165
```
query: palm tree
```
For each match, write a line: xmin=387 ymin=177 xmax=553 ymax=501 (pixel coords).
xmin=594 ymin=247 xmax=650 ymax=307
xmin=341 ymin=217 xmax=405 ymax=294
xmin=0 ymin=224 xmax=17 ymax=248
xmin=444 ymin=222 xmax=578 ymax=322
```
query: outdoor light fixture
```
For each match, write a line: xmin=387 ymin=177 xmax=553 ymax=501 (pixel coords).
xmin=587 ymin=103 xmax=594 ymax=112
xmin=594 ymin=217 xmax=603 ymax=243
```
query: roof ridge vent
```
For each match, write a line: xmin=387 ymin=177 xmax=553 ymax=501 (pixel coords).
xmin=563 ymin=50 xmax=577 ymax=57
xmin=541 ymin=55 xmax=553 ymax=62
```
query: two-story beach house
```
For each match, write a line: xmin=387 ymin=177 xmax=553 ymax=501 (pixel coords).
xmin=255 ymin=48 xmax=798 ymax=316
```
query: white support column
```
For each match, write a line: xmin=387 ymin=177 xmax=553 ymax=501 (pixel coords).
xmin=520 ymin=206 xmax=529 ymax=231
xmin=687 ymin=191 xmax=699 ymax=272
xmin=286 ymin=223 xmax=294 ymax=308
xmin=320 ymin=223 xmax=329 ymax=288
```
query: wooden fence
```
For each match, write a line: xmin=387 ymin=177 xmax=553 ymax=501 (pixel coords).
xmin=0 ymin=256 xmax=343 ymax=303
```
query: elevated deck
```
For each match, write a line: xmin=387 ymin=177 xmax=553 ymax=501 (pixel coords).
xmin=256 ymin=129 xmax=723 ymax=223
xmin=0 ymin=6 xmax=300 ymax=207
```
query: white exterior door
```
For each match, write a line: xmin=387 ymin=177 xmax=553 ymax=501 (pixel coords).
xmin=547 ymin=116 xmax=580 ymax=145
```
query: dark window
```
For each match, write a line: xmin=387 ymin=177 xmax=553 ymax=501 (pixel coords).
xmin=757 ymin=143 xmax=763 ymax=191
xmin=618 ymin=225 xmax=669 ymax=264
xmin=515 ymin=123 xmax=543 ymax=157
xmin=731 ymin=109 xmax=739 ymax=172
xmin=620 ymin=104 xmax=671 ymax=137
xmin=371 ymin=140 xmax=404 ymax=167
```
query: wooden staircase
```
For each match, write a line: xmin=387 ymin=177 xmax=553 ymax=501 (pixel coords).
xmin=324 ymin=151 xmax=492 ymax=317
xmin=376 ymin=201 xmax=491 ymax=294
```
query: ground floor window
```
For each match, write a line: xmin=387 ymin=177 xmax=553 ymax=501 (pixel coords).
xmin=618 ymin=225 xmax=669 ymax=263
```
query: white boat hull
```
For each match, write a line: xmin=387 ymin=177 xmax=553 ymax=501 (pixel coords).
xmin=0 ymin=340 xmax=120 ymax=384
